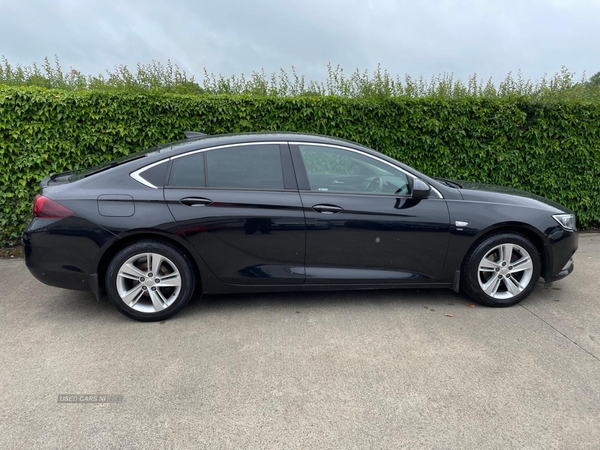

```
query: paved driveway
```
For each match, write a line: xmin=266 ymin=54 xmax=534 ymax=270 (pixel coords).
xmin=1 ymin=235 xmax=599 ymax=449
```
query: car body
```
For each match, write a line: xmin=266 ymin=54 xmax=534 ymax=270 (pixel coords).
xmin=24 ymin=132 xmax=578 ymax=321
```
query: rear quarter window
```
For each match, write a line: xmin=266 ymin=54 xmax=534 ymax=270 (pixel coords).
xmin=139 ymin=161 xmax=168 ymax=187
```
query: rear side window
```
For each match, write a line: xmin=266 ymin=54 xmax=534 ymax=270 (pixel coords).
xmin=206 ymin=144 xmax=283 ymax=189
xmin=168 ymin=153 xmax=206 ymax=187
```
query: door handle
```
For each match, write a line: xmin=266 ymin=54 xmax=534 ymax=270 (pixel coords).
xmin=312 ymin=204 xmax=343 ymax=214
xmin=180 ymin=197 xmax=212 ymax=206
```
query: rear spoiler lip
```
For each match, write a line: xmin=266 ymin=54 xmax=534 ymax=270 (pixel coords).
xmin=41 ymin=169 xmax=77 ymax=188
xmin=50 ymin=169 xmax=77 ymax=181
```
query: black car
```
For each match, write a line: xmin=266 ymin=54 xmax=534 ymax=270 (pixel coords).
xmin=24 ymin=132 xmax=578 ymax=321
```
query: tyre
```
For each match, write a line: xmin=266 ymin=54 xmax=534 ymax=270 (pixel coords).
xmin=105 ymin=240 xmax=196 ymax=321
xmin=462 ymin=233 xmax=541 ymax=307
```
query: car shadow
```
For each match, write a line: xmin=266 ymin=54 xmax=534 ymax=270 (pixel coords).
xmin=182 ymin=280 xmax=553 ymax=318
xmin=43 ymin=281 xmax=551 ymax=322
xmin=183 ymin=287 xmax=468 ymax=317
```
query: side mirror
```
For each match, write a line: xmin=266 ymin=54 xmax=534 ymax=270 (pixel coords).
xmin=412 ymin=178 xmax=431 ymax=200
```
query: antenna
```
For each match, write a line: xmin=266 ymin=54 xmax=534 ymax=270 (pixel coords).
xmin=183 ymin=131 xmax=207 ymax=139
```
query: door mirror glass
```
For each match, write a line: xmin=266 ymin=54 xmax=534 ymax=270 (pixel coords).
xmin=412 ymin=178 xmax=431 ymax=200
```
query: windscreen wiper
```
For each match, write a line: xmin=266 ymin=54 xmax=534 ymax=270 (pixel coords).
xmin=435 ymin=178 xmax=461 ymax=188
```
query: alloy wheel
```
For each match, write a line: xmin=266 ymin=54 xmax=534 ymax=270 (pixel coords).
xmin=116 ymin=252 xmax=182 ymax=313
xmin=477 ymin=243 xmax=534 ymax=300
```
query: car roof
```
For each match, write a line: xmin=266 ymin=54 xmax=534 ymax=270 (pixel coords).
xmin=161 ymin=132 xmax=368 ymax=156
xmin=76 ymin=131 xmax=452 ymax=199
xmin=143 ymin=131 xmax=438 ymax=186
xmin=139 ymin=131 xmax=425 ymax=179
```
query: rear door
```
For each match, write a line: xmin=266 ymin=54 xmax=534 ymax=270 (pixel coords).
xmin=291 ymin=143 xmax=451 ymax=284
xmin=164 ymin=142 xmax=306 ymax=285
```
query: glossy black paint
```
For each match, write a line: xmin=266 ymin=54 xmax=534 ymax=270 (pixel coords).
xmin=165 ymin=188 xmax=306 ymax=285
xmin=23 ymin=132 xmax=578 ymax=300
xmin=299 ymin=192 xmax=451 ymax=283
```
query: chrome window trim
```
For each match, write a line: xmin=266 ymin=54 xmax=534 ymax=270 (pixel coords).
xmin=170 ymin=141 xmax=287 ymax=160
xmin=131 ymin=142 xmax=288 ymax=189
xmin=430 ymin=186 xmax=445 ymax=199
xmin=290 ymin=142 xmax=444 ymax=199
xmin=130 ymin=159 xmax=168 ymax=189
xmin=131 ymin=140 xmax=444 ymax=199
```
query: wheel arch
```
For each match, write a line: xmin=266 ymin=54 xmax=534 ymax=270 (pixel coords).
xmin=464 ymin=223 xmax=551 ymax=281
xmin=95 ymin=230 xmax=203 ymax=298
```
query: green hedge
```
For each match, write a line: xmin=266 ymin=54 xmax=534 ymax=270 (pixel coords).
xmin=1 ymin=86 xmax=599 ymax=246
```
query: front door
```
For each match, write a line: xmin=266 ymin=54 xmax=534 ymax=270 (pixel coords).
xmin=291 ymin=143 xmax=451 ymax=284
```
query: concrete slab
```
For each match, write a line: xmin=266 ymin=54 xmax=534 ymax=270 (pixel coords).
xmin=0 ymin=237 xmax=598 ymax=449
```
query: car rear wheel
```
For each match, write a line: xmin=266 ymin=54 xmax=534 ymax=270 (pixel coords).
xmin=462 ymin=233 xmax=541 ymax=307
xmin=106 ymin=240 xmax=195 ymax=321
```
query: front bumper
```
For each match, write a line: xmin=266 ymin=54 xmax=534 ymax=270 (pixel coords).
xmin=540 ymin=217 xmax=578 ymax=283
xmin=549 ymin=257 xmax=574 ymax=282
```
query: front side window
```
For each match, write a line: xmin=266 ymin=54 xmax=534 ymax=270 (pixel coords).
xmin=206 ymin=144 xmax=284 ymax=189
xmin=298 ymin=145 xmax=411 ymax=195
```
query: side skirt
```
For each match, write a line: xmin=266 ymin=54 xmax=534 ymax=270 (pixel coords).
xmin=202 ymin=282 xmax=453 ymax=295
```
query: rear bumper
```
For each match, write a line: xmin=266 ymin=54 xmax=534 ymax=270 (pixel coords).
xmin=25 ymin=255 xmax=102 ymax=298
xmin=26 ymin=264 xmax=91 ymax=292
xmin=23 ymin=216 xmax=112 ymax=295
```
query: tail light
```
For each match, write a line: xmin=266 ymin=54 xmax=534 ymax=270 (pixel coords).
xmin=33 ymin=194 xmax=74 ymax=219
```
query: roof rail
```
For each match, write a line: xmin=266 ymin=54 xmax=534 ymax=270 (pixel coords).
xmin=183 ymin=131 xmax=207 ymax=139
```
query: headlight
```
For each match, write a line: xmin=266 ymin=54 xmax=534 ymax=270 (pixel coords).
xmin=552 ymin=213 xmax=576 ymax=231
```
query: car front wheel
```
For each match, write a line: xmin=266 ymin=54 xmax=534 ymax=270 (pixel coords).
xmin=105 ymin=240 xmax=195 ymax=321
xmin=462 ymin=233 xmax=541 ymax=307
